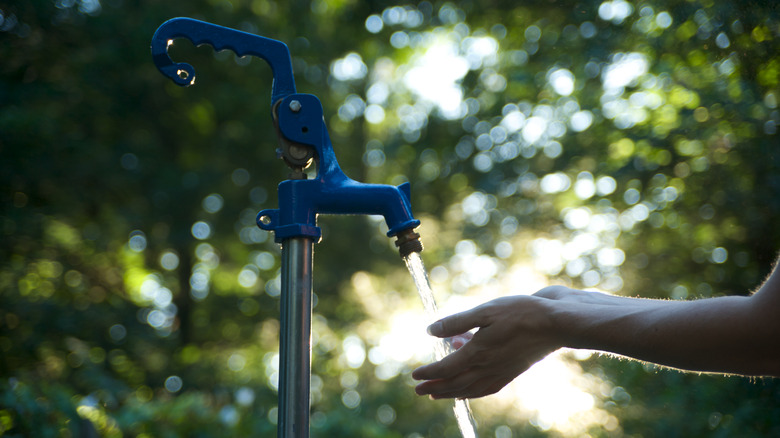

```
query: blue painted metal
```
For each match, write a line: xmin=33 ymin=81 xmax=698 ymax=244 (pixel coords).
xmin=151 ymin=17 xmax=420 ymax=243
xmin=151 ymin=17 xmax=295 ymax=105
xmin=257 ymin=93 xmax=420 ymax=242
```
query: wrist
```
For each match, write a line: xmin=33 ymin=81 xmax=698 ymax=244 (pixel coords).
xmin=544 ymin=298 xmax=594 ymax=350
xmin=532 ymin=295 xmax=576 ymax=350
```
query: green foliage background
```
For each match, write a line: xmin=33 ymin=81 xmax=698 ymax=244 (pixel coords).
xmin=1 ymin=0 xmax=778 ymax=436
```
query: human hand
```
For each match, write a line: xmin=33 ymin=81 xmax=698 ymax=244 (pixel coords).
xmin=412 ymin=294 xmax=562 ymax=399
xmin=449 ymin=332 xmax=473 ymax=349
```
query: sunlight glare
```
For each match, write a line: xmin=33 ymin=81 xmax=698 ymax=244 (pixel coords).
xmin=549 ymin=69 xmax=575 ymax=96
xmin=462 ymin=36 xmax=499 ymax=69
xmin=501 ymin=110 xmax=526 ymax=132
xmin=331 ymin=53 xmax=368 ymax=81
xmin=498 ymin=351 xmax=613 ymax=434
xmin=569 ymin=110 xmax=593 ymax=132
xmin=342 ymin=335 xmax=367 ymax=368
xmin=404 ymin=38 xmax=469 ymax=119
xmin=522 ymin=116 xmax=547 ymax=144
xmin=598 ymin=0 xmax=633 ymax=24
xmin=602 ymin=52 xmax=648 ymax=92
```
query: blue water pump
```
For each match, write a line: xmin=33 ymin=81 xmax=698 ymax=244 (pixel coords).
xmin=151 ymin=17 xmax=421 ymax=248
xmin=151 ymin=17 xmax=423 ymax=438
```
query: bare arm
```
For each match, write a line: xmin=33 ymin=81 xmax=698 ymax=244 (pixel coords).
xmin=559 ymin=283 xmax=780 ymax=375
xmin=412 ymin=259 xmax=780 ymax=399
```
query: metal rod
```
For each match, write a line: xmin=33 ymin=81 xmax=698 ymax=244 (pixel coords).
xmin=278 ymin=237 xmax=314 ymax=438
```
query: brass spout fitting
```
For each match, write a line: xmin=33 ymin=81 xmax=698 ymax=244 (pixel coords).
xmin=395 ymin=228 xmax=423 ymax=258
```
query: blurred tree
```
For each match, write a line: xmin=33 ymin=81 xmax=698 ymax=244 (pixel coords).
xmin=1 ymin=0 xmax=778 ymax=437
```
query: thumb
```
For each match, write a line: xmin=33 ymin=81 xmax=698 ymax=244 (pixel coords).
xmin=427 ymin=308 xmax=482 ymax=338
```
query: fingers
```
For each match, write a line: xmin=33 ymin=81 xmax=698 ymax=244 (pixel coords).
xmin=412 ymin=343 xmax=474 ymax=381
xmin=413 ymin=367 xmax=481 ymax=397
xmin=428 ymin=307 xmax=487 ymax=338
xmin=421 ymin=374 xmax=512 ymax=400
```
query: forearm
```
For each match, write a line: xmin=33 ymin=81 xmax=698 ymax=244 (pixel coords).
xmin=554 ymin=291 xmax=780 ymax=376
xmin=413 ymin=260 xmax=780 ymax=400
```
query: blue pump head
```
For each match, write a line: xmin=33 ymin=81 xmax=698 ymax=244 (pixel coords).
xmin=151 ymin=18 xmax=421 ymax=251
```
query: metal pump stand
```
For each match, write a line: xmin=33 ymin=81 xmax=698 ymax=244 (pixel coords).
xmin=278 ymin=236 xmax=313 ymax=437
xmin=152 ymin=18 xmax=423 ymax=437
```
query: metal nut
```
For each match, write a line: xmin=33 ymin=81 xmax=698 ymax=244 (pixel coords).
xmin=288 ymin=144 xmax=310 ymax=160
xmin=289 ymin=100 xmax=302 ymax=112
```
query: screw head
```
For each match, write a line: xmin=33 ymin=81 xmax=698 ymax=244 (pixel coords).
xmin=289 ymin=100 xmax=302 ymax=112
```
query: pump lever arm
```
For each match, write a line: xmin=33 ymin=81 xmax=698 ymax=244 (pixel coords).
xmin=151 ymin=17 xmax=296 ymax=105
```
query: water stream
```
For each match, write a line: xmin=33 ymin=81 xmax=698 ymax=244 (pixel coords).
xmin=404 ymin=252 xmax=477 ymax=438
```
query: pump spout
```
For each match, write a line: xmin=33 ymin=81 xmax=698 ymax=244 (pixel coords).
xmin=316 ymin=179 xmax=420 ymax=238
xmin=260 ymin=160 xmax=421 ymax=243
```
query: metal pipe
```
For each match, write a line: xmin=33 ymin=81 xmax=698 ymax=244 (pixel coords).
xmin=394 ymin=228 xmax=423 ymax=258
xmin=278 ymin=237 xmax=314 ymax=438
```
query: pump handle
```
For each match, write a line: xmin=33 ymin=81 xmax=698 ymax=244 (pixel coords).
xmin=151 ymin=17 xmax=296 ymax=105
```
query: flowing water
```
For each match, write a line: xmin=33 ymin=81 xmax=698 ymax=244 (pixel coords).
xmin=404 ymin=252 xmax=477 ymax=438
